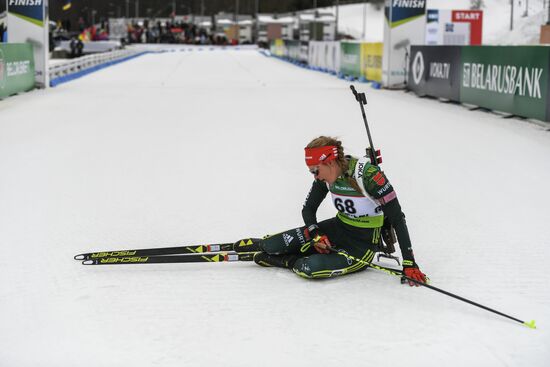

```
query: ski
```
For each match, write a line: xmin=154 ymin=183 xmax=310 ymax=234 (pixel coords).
xmin=369 ymin=262 xmax=403 ymax=276
xmin=74 ymin=238 xmax=260 ymax=261
xmin=82 ymin=252 xmax=257 ymax=265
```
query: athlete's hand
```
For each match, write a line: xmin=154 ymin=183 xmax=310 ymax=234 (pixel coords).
xmin=402 ymin=266 xmax=428 ymax=287
xmin=312 ymin=234 xmax=332 ymax=254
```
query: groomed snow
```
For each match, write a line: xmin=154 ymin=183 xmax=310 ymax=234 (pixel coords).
xmin=1 ymin=49 xmax=549 ymax=366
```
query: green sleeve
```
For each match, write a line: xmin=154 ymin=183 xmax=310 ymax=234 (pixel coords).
xmin=302 ymin=179 xmax=329 ymax=228
xmin=361 ymin=164 xmax=417 ymax=265
xmin=360 ymin=163 xmax=393 ymax=200
xmin=381 ymin=198 xmax=416 ymax=265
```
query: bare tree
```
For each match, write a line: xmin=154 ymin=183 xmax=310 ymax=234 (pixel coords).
xmin=470 ymin=0 xmax=485 ymax=9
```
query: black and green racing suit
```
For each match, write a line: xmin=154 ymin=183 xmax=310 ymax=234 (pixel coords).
xmin=259 ymin=156 xmax=417 ymax=279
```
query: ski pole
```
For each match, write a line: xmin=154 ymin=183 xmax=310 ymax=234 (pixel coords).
xmin=330 ymin=248 xmax=536 ymax=329
xmin=350 ymin=85 xmax=380 ymax=165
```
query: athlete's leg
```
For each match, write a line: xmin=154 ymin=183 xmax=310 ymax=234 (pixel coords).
xmin=292 ymin=219 xmax=379 ymax=279
xmin=292 ymin=248 xmax=375 ymax=278
xmin=259 ymin=227 xmax=311 ymax=255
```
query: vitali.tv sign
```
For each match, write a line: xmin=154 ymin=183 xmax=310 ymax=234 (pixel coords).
xmin=408 ymin=45 xmax=550 ymax=122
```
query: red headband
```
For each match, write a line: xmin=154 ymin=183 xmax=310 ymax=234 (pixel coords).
xmin=304 ymin=146 xmax=338 ymax=166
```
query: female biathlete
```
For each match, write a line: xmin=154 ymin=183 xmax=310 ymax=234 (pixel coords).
xmin=246 ymin=136 xmax=427 ymax=285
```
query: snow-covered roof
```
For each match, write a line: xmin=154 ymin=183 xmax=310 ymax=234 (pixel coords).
xmin=217 ymin=19 xmax=234 ymax=25
xmin=258 ymin=15 xmax=295 ymax=24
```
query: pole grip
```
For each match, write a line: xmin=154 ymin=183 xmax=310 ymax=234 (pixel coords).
xmin=350 ymin=85 xmax=366 ymax=104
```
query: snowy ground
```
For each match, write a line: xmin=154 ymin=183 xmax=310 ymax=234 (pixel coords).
xmin=1 ymin=49 xmax=550 ymax=366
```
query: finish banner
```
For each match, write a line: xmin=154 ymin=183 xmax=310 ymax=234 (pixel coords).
xmin=0 ymin=43 xmax=35 ymax=99
xmin=382 ymin=0 xmax=426 ymax=88
xmin=408 ymin=45 xmax=461 ymax=101
xmin=461 ymin=46 xmax=550 ymax=121
xmin=7 ymin=0 xmax=49 ymax=87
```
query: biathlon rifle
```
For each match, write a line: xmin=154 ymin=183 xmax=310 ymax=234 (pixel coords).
xmin=350 ymin=85 xmax=382 ymax=166
xmin=349 ymin=85 xmax=399 ymax=264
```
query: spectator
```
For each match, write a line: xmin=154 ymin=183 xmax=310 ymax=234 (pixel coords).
xmin=0 ymin=23 xmax=6 ymax=43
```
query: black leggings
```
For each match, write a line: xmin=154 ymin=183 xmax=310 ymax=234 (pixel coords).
xmin=260 ymin=217 xmax=381 ymax=279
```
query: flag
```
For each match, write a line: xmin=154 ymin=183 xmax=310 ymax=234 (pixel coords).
xmin=63 ymin=0 xmax=72 ymax=11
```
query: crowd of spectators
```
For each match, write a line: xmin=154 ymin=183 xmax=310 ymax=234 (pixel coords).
xmin=126 ymin=20 xmax=232 ymax=45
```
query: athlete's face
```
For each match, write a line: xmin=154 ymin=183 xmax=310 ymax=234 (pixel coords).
xmin=308 ymin=161 xmax=340 ymax=185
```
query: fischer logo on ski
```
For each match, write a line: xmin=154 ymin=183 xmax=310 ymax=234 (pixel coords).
xmin=100 ymin=257 xmax=149 ymax=264
xmin=91 ymin=251 xmax=137 ymax=258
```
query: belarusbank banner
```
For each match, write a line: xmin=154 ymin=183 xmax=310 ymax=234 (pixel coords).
xmin=461 ymin=46 xmax=549 ymax=121
xmin=407 ymin=45 xmax=550 ymax=122
xmin=0 ymin=43 xmax=35 ymax=99
xmin=7 ymin=0 xmax=49 ymax=87
xmin=382 ymin=0 xmax=426 ymax=88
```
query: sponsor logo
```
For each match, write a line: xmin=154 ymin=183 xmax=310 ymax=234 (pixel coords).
xmin=338 ymin=250 xmax=354 ymax=265
xmin=427 ymin=12 xmax=438 ymax=21
xmin=295 ymin=229 xmax=306 ymax=244
xmin=366 ymin=55 xmax=382 ymax=69
xmin=357 ymin=162 xmax=365 ymax=179
xmin=0 ymin=50 xmax=5 ymax=89
xmin=91 ymin=251 xmax=137 ymax=258
xmin=283 ymin=233 xmax=294 ymax=246
xmin=462 ymin=62 xmax=543 ymax=99
xmin=8 ymin=0 xmax=42 ymax=5
xmin=343 ymin=53 xmax=359 ymax=65
xmin=412 ymin=51 xmax=425 ymax=85
xmin=333 ymin=185 xmax=356 ymax=193
xmin=377 ymin=182 xmax=391 ymax=195
xmin=392 ymin=0 xmax=425 ymax=8
xmin=5 ymin=60 xmax=31 ymax=77
xmin=319 ymin=153 xmax=327 ymax=161
xmin=429 ymin=62 xmax=451 ymax=80
xmin=100 ymin=256 xmax=149 ymax=264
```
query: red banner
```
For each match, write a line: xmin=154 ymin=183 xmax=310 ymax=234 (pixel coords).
xmin=452 ymin=10 xmax=483 ymax=45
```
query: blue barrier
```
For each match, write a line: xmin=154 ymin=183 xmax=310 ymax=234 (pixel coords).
xmin=50 ymin=51 xmax=149 ymax=87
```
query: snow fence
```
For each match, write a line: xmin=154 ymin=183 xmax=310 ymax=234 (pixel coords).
xmin=271 ymin=39 xmax=383 ymax=84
